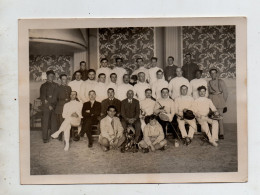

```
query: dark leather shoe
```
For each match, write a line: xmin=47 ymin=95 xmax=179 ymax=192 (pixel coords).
xmin=88 ymin=143 xmax=93 ymax=148
xmin=73 ymin=134 xmax=80 ymax=141
xmin=219 ymin=135 xmax=224 ymax=139
xmin=43 ymin=139 xmax=48 ymax=143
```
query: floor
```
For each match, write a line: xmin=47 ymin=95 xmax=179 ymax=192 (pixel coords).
xmin=30 ymin=123 xmax=237 ymax=175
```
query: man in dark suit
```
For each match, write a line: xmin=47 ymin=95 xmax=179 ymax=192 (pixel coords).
xmin=78 ymin=90 xmax=101 ymax=147
xmin=101 ymin=88 xmax=121 ymax=118
xmin=121 ymin=90 xmax=142 ymax=144
xmin=40 ymin=70 xmax=59 ymax=143
xmin=182 ymin=53 xmax=199 ymax=81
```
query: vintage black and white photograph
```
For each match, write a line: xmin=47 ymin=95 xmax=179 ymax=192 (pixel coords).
xmin=19 ymin=18 xmax=247 ymax=184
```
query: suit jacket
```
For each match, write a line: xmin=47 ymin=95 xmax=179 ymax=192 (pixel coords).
xmin=100 ymin=116 xmax=124 ymax=141
xmin=121 ymin=98 xmax=140 ymax=120
xmin=101 ymin=98 xmax=121 ymax=116
xmin=82 ymin=101 xmax=101 ymax=119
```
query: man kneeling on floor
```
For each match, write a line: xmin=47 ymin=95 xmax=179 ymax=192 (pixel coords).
xmin=51 ymin=91 xmax=83 ymax=151
xmin=99 ymin=105 xmax=125 ymax=152
xmin=138 ymin=114 xmax=167 ymax=153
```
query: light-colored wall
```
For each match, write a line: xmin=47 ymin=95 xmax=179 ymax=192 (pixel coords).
xmin=88 ymin=29 xmax=98 ymax=70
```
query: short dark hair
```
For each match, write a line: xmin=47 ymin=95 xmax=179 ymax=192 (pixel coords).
xmin=100 ymin=58 xmax=108 ymax=62
xmin=168 ymin=56 xmax=174 ymax=60
xmin=197 ymin=86 xmax=207 ymax=92
xmin=185 ymin=53 xmax=192 ymax=57
xmin=59 ymin=74 xmax=67 ymax=79
xmin=180 ymin=85 xmax=188 ymax=90
xmin=161 ymin=88 xmax=169 ymax=93
xmin=123 ymin=74 xmax=130 ymax=79
xmin=156 ymin=69 xmax=163 ymax=75
xmin=107 ymin=88 xmax=114 ymax=92
xmin=209 ymin=68 xmax=218 ymax=74
xmin=115 ymin=57 xmax=122 ymax=62
xmin=74 ymin=70 xmax=82 ymax=75
xmin=195 ymin=69 xmax=203 ymax=74
xmin=107 ymin=105 xmax=117 ymax=112
xmin=145 ymin=88 xmax=152 ymax=93
xmin=98 ymin=73 xmax=106 ymax=78
xmin=151 ymin=57 xmax=158 ymax=62
xmin=145 ymin=114 xmax=157 ymax=124
xmin=80 ymin=61 xmax=86 ymax=66
xmin=136 ymin=58 xmax=143 ymax=62
xmin=88 ymin=69 xmax=96 ymax=74
xmin=137 ymin=72 xmax=145 ymax=76
xmin=89 ymin=90 xmax=96 ymax=95
xmin=110 ymin=73 xmax=117 ymax=78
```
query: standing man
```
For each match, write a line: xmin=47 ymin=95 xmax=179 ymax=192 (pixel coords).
xmin=121 ymin=90 xmax=142 ymax=144
xmin=133 ymin=72 xmax=150 ymax=101
xmin=151 ymin=70 xmax=169 ymax=99
xmin=164 ymin=56 xmax=179 ymax=82
xmin=117 ymin=74 xmax=134 ymax=101
xmin=175 ymin=85 xmax=197 ymax=145
xmin=40 ymin=70 xmax=59 ymax=143
xmin=106 ymin=73 xmax=118 ymax=98
xmin=99 ymin=105 xmax=125 ymax=152
xmin=68 ymin=71 xmax=84 ymax=101
xmin=140 ymin=89 xmax=156 ymax=130
xmin=77 ymin=90 xmax=101 ymax=148
xmin=154 ymin=88 xmax=176 ymax=136
xmin=101 ymin=88 xmax=121 ymax=118
xmin=190 ymin=70 xmax=208 ymax=99
xmin=95 ymin=73 xmax=107 ymax=102
xmin=72 ymin=61 xmax=88 ymax=81
xmin=193 ymin=86 xmax=219 ymax=147
xmin=169 ymin=67 xmax=191 ymax=100
xmin=54 ymin=74 xmax=72 ymax=140
xmin=148 ymin=57 xmax=164 ymax=85
xmin=51 ymin=91 xmax=83 ymax=151
xmin=131 ymin=58 xmax=149 ymax=82
xmin=208 ymin=68 xmax=228 ymax=139
xmin=182 ymin=53 xmax=199 ymax=81
xmin=110 ymin=57 xmax=127 ymax=85
xmin=79 ymin=69 xmax=98 ymax=102
xmin=96 ymin=58 xmax=111 ymax=84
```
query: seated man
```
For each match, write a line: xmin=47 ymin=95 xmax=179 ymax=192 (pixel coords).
xmin=140 ymin=88 xmax=156 ymax=130
xmin=154 ymin=88 xmax=176 ymax=137
xmin=175 ymin=85 xmax=197 ymax=145
xmin=121 ymin=90 xmax=142 ymax=144
xmin=51 ymin=91 xmax=83 ymax=151
xmin=101 ymin=88 xmax=121 ymax=118
xmin=99 ymin=105 xmax=125 ymax=152
xmin=76 ymin=90 xmax=101 ymax=148
xmin=139 ymin=114 xmax=167 ymax=153
xmin=193 ymin=86 xmax=219 ymax=147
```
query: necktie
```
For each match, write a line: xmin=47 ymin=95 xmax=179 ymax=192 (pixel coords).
xmin=111 ymin=118 xmax=114 ymax=129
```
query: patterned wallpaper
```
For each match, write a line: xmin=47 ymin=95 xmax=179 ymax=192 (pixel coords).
xmin=183 ymin=26 xmax=236 ymax=78
xmin=29 ymin=55 xmax=73 ymax=82
xmin=99 ymin=27 xmax=155 ymax=74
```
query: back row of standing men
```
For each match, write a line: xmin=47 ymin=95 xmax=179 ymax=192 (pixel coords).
xmin=40 ymin=54 xmax=228 ymax=147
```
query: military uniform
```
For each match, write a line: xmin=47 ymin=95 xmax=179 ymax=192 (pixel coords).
xmin=54 ymin=84 xmax=72 ymax=138
xmin=40 ymin=81 xmax=59 ymax=142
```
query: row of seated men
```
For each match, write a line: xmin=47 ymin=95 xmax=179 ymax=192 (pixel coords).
xmin=40 ymin=69 xmax=225 ymax=152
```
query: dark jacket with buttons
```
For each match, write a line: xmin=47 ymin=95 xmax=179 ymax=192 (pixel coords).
xmin=40 ymin=81 xmax=59 ymax=111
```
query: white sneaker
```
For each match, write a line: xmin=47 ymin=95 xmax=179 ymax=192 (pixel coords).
xmin=209 ymin=140 xmax=218 ymax=147
xmin=51 ymin=132 xmax=59 ymax=139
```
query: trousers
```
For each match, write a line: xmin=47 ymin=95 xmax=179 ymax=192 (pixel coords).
xmin=41 ymin=109 xmax=57 ymax=141
xmin=197 ymin=116 xmax=219 ymax=141
xmin=177 ymin=118 xmax=197 ymax=138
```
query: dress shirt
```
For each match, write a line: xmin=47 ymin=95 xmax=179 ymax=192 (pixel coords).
xmin=154 ymin=97 xmax=175 ymax=122
xmin=68 ymin=80 xmax=84 ymax=98
xmin=62 ymin=100 xmax=83 ymax=119
xmin=175 ymin=95 xmax=195 ymax=115
xmin=148 ymin=66 xmax=164 ymax=85
xmin=143 ymin=121 xmax=165 ymax=146
xmin=151 ymin=79 xmax=169 ymax=99
xmin=95 ymin=82 xmax=108 ymax=102
xmin=117 ymin=83 xmax=134 ymax=101
xmin=133 ymin=82 xmax=150 ymax=101
xmin=79 ymin=79 xmax=98 ymax=102
xmin=110 ymin=67 xmax=127 ymax=85
xmin=96 ymin=67 xmax=111 ymax=84
xmin=169 ymin=76 xmax=191 ymax=99
xmin=193 ymin=97 xmax=217 ymax=117
xmin=140 ymin=98 xmax=156 ymax=116
xmin=190 ymin=78 xmax=208 ymax=99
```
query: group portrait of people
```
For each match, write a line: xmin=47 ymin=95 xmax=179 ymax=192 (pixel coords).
xmin=39 ymin=53 xmax=228 ymax=153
